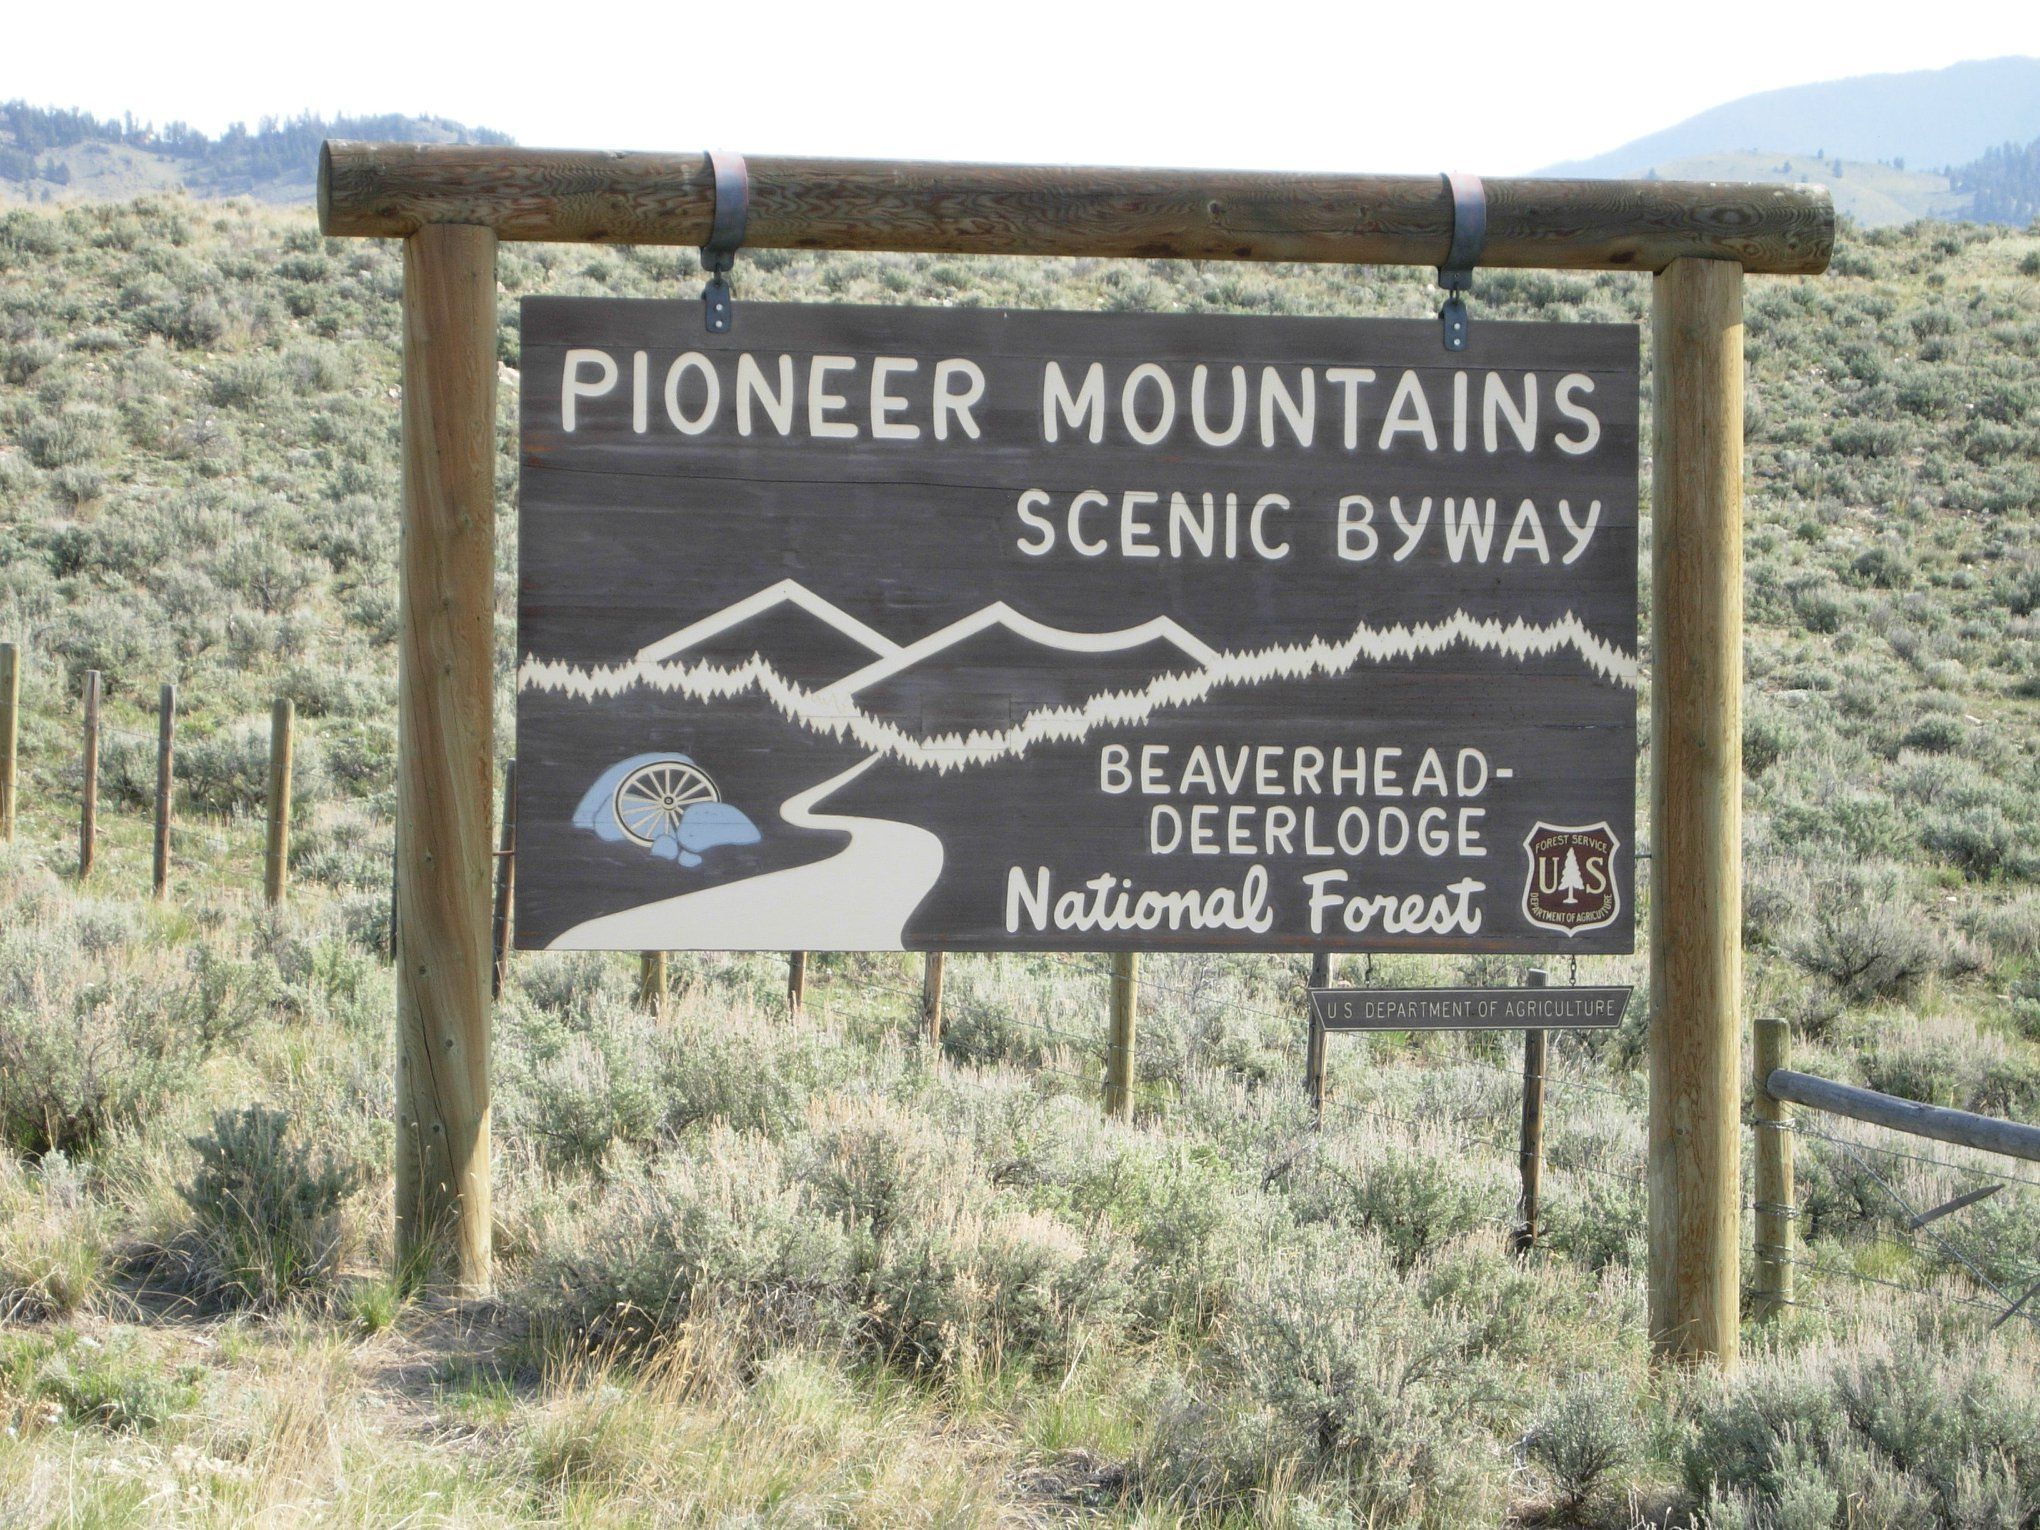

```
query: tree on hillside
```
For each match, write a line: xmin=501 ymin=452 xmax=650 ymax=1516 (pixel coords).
xmin=0 ymin=102 xmax=514 ymax=194
xmin=1954 ymin=137 xmax=2040 ymax=227
xmin=0 ymin=102 xmax=152 ymax=162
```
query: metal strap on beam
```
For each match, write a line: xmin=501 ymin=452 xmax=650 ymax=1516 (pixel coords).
xmin=699 ymin=149 xmax=749 ymax=333
xmin=1437 ymin=171 xmax=1486 ymax=351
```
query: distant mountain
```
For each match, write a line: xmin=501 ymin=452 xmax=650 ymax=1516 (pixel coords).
xmin=0 ymin=104 xmax=510 ymax=206
xmin=848 ymin=626 xmax=1216 ymax=740
xmin=1544 ymin=56 xmax=2040 ymax=181
xmin=636 ymin=579 xmax=900 ymax=692
xmin=648 ymin=603 xmax=899 ymax=693
xmin=830 ymin=606 xmax=1217 ymax=694
xmin=827 ymin=604 xmax=1219 ymax=740
xmin=636 ymin=583 xmax=1223 ymax=739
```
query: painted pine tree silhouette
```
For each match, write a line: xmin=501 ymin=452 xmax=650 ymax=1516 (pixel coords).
xmin=1559 ymin=847 xmax=1586 ymax=905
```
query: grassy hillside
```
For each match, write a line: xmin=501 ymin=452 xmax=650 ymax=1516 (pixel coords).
xmin=0 ymin=107 xmax=508 ymax=207
xmin=0 ymin=198 xmax=2037 ymax=1525
xmin=1633 ymin=151 xmax=1968 ymax=228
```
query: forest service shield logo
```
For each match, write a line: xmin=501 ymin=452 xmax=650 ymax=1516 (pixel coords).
xmin=1522 ymin=822 xmax=1621 ymax=936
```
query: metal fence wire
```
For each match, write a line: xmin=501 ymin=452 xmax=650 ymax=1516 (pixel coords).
xmin=1772 ymin=1114 xmax=2040 ymax=1335
xmin=806 ymin=951 xmax=2037 ymax=1341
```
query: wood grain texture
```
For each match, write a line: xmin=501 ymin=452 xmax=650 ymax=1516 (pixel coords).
xmin=153 ymin=684 xmax=175 ymax=900
xmin=1105 ymin=952 xmax=1138 ymax=1119
xmin=321 ymin=143 xmax=1833 ymax=276
xmin=0 ymin=643 xmax=17 ymax=843
xmin=923 ymin=952 xmax=945 ymax=1044
xmin=1517 ymin=1027 xmax=1549 ymax=1249
xmin=491 ymin=759 xmax=516 ymax=999
xmin=1305 ymin=951 xmax=1330 ymax=1120
xmin=79 ymin=670 xmax=99 ymax=879
xmin=1752 ymin=1017 xmax=1794 ymax=1323
xmin=515 ymin=302 xmax=1638 ymax=956
xmin=395 ymin=223 xmax=497 ymax=1295
xmin=265 ymin=698 xmax=294 ymax=907
xmin=1647 ymin=258 xmax=1744 ymax=1368
xmin=1515 ymin=968 xmax=1549 ymax=1252
xmin=1768 ymin=1068 xmax=2040 ymax=1165
xmin=637 ymin=951 xmax=667 ymax=1014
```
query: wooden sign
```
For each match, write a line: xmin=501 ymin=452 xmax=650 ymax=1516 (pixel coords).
xmin=516 ymin=300 xmax=1638 ymax=952
xmin=1310 ymin=985 xmax=1632 ymax=1031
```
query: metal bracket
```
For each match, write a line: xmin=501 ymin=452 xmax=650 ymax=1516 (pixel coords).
xmin=700 ymin=149 xmax=750 ymax=333
xmin=1438 ymin=171 xmax=1487 ymax=352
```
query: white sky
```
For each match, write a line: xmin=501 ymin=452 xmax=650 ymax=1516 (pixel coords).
xmin=9 ymin=0 xmax=2039 ymax=174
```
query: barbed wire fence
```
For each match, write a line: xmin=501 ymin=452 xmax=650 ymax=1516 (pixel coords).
xmin=11 ymin=652 xmax=2034 ymax=1342
xmin=802 ymin=947 xmax=2038 ymax=1342
xmin=1760 ymin=1110 xmax=2040 ymax=1333
xmin=802 ymin=947 xmax=1648 ymax=1243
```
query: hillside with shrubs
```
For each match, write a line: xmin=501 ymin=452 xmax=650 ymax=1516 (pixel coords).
xmin=0 ymin=105 xmax=509 ymax=205
xmin=0 ymin=195 xmax=2036 ymax=1525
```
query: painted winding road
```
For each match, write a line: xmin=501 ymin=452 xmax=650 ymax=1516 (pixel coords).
xmin=546 ymin=756 xmax=944 ymax=951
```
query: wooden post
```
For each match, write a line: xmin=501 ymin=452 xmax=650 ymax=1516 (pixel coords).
xmin=922 ymin=952 xmax=945 ymax=1044
xmin=1514 ymin=968 xmax=1550 ymax=1253
xmin=0 ymin=642 xmax=17 ymax=843
xmin=152 ymin=683 xmax=175 ymax=900
xmin=1752 ymin=1016 xmax=1794 ymax=1323
xmin=1648 ymin=257 xmax=1745 ymax=1368
xmin=393 ymin=222 xmax=497 ymax=1295
xmin=638 ymin=952 xmax=668 ymax=1014
xmin=490 ymin=759 xmax=516 ymax=1000
xmin=788 ymin=951 xmax=807 ymax=1014
xmin=264 ymin=698 xmax=294 ymax=906
xmin=1104 ymin=952 xmax=1138 ymax=1120
xmin=78 ymin=669 xmax=100 ymax=879
xmin=1304 ymin=950 xmax=1330 ymax=1121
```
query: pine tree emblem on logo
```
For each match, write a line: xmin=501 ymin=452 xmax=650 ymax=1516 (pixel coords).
xmin=1522 ymin=822 xmax=1621 ymax=935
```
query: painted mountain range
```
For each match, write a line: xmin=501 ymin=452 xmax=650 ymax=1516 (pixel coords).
xmin=519 ymin=580 xmax=1641 ymax=772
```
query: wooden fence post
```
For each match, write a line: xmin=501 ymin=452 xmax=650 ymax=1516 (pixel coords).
xmin=490 ymin=759 xmax=517 ymax=999
xmin=1104 ymin=952 xmax=1139 ymax=1120
xmin=1305 ymin=950 xmax=1330 ymax=1121
xmin=0 ymin=642 xmax=17 ymax=843
xmin=1752 ymin=1016 xmax=1794 ymax=1323
xmin=638 ymin=952 xmax=668 ymax=1014
xmin=788 ymin=951 xmax=807 ymax=1014
xmin=1647 ymin=256 xmax=1745 ymax=1368
xmin=153 ymin=683 xmax=176 ymax=900
xmin=264 ymin=698 xmax=294 ymax=906
xmin=393 ymin=221 xmax=497 ymax=1295
xmin=79 ymin=669 xmax=100 ymax=879
xmin=1515 ymin=968 xmax=1550 ymax=1253
xmin=922 ymin=952 xmax=945 ymax=1044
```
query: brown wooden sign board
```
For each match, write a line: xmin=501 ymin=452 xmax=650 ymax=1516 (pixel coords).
xmin=1310 ymin=985 xmax=1632 ymax=1031
xmin=516 ymin=300 xmax=1638 ymax=953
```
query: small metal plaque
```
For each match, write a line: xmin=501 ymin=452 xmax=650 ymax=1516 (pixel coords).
xmin=1309 ymin=984 xmax=1631 ymax=1031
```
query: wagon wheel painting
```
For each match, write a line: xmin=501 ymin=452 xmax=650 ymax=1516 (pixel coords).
xmin=611 ymin=759 xmax=720 ymax=846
